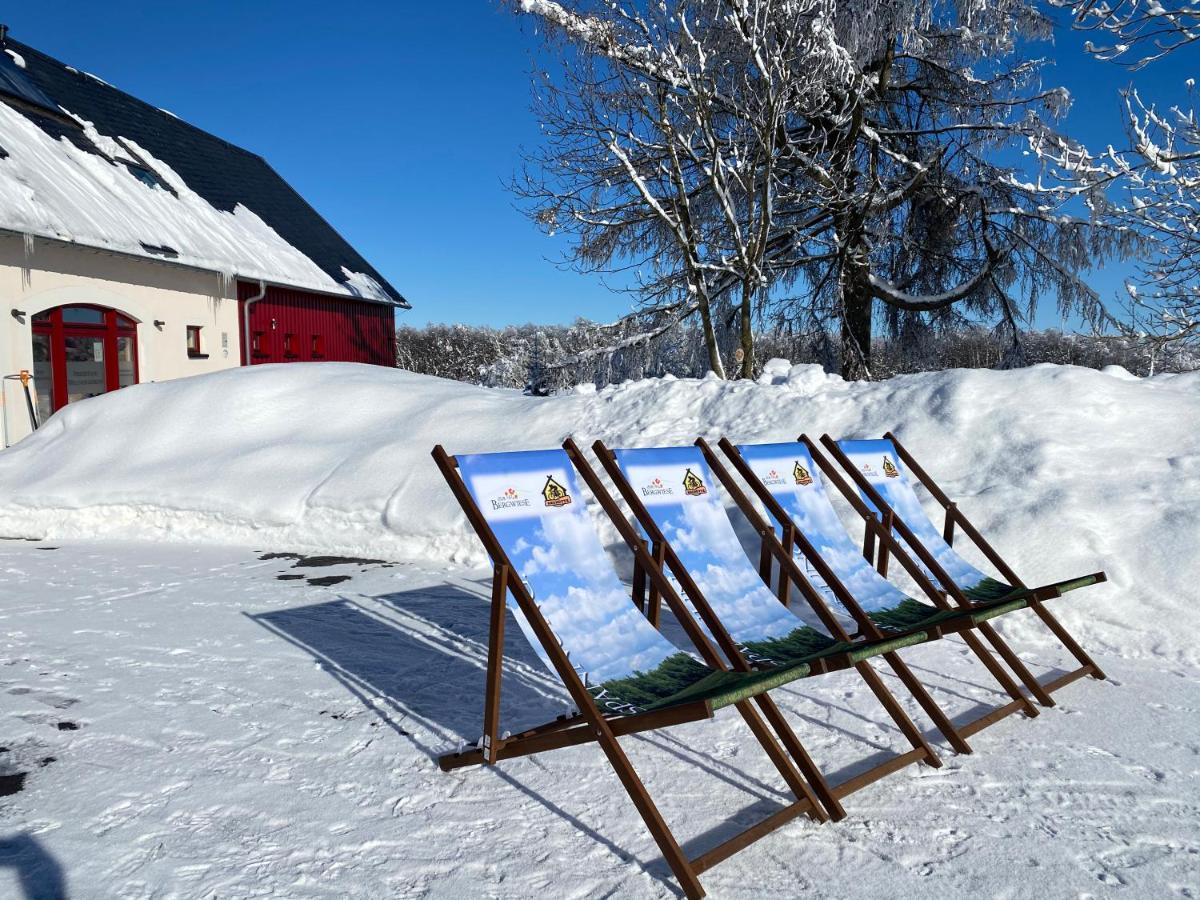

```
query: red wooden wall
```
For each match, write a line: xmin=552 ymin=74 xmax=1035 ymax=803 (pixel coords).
xmin=237 ymin=282 xmax=396 ymax=367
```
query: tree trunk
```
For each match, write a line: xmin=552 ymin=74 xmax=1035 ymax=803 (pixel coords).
xmin=840 ymin=289 xmax=872 ymax=380
xmin=839 ymin=231 xmax=873 ymax=380
xmin=695 ymin=281 xmax=727 ymax=379
xmin=738 ymin=278 xmax=755 ymax=378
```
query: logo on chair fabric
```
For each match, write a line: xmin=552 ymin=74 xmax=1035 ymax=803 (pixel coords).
xmin=542 ymin=475 xmax=572 ymax=507
xmin=640 ymin=476 xmax=673 ymax=498
xmin=682 ymin=468 xmax=708 ymax=496
xmin=491 ymin=487 xmax=531 ymax=511
xmin=761 ymin=467 xmax=787 ymax=487
xmin=882 ymin=456 xmax=899 ymax=478
xmin=793 ymin=461 xmax=813 ymax=486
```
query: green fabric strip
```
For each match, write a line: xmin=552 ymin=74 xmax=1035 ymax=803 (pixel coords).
xmin=634 ymin=574 xmax=1105 ymax=720
xmin=968 ymin=598 xmax=1028 ymax=623
xmin=847 ymin=629 xmax=929 ymax=662
xmin=1051 ymin=573 xmax=1102 ymax=595
xmin=867 ymin=570 xmax=1102 ymax=635
xmin=641 ymin=659 xmax=813 ymax=714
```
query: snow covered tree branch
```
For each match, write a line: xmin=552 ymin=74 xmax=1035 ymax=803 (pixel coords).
xmin=509 ymin=0 xmax=1122 ymax=379
xmin=1054 ymin=0 xmax=1200 ymax=68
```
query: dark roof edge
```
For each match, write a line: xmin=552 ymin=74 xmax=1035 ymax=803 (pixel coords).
xmin=255 ymin=156 xmax=409 ymax=307
xmin=5 ymin=35 xmax=410 ymax=310
xmin=0 ymin=227 xmax=410 ymax=309
xmin=6 ymin=37 xmax=265 ymax=162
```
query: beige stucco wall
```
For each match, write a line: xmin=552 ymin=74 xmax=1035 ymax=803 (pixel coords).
xmin=0 ymin=233 xmax=243 ymax=446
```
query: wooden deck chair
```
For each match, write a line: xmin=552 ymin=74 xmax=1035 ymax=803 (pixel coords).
xmin=719 ymin=438 xmax=1065 ymax=752
xmin=434 ymin=444 xmax=841 ymax=899
xmin=821 ymin=434 xmax=1107 ymax=706
xmin=584 ymin=439 xmax=955 ymax=809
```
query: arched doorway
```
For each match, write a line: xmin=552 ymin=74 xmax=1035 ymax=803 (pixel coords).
xmin=31 ymin=305 xmax=139 ymax=421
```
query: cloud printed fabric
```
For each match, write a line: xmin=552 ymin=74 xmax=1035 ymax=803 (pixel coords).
xmin=837 ymin=439 xmax=1013 ymax=602
xmin=613 ymin=446 xmax=845 ymax=666
xmin=736 ymin=442 xmax=918 ymax=617
xmin=457 ymin=449 xmax=722 ymax=716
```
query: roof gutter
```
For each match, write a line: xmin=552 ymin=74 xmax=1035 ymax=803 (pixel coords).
xmin=0 ymin=228 xmax=409 ymax=309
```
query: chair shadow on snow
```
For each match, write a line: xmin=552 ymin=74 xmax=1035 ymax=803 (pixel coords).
xmin=249 ymin=583 xmax=568 ymax=752
xmin=248 ymin=578 xmax=1065 ymax=894
xmin=0 ymin=833 xmax=68 ymax=900
xmin=247 ymin=584 xmax=695 ymax=890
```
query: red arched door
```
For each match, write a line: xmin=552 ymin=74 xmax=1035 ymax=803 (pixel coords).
xmin=31 ymin=305 xmax=139 ymax=421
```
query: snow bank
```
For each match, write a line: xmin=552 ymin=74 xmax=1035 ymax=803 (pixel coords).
xmin=1 ymin=361 xmax=1197 ymax=664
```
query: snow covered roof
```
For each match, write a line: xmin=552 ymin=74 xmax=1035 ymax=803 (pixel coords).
xmin=0 ymin=34 xmax=409 ymax=308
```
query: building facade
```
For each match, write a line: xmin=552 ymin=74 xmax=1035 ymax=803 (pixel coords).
xmin=0 ymin=28 xmax=408 ymax=445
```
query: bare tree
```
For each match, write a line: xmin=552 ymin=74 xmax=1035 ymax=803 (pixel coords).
xmin=1116 ymin=89 xmax=1200 ymax=349
xmin=1047 ymin=1 xmax=1200 ymax=349
xmin=512 ymin=0 xmax=1121 ymax=379
xmin=512 ymin=0 xmax=856 ymax=377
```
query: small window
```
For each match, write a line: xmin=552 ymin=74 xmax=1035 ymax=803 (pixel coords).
xmin=61 ymin=306 xmax=105 ymax=325
xmin=125 ymin=162 xmax=161 ymax=189
xmin=311 ymin=334 xmax=324 ymax=358
xmin=252 ymin=331 xmax=267 ymax=356
xmin=186 ymin=325 xmax=203 ymax=357
xmin=283 ymin=333 xmax=297 ymax=358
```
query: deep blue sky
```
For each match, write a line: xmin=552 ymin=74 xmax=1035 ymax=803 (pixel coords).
xmin=2 ymin=2 xmax=1192 ymax=330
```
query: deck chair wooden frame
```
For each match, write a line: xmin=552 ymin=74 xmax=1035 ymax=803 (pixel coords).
xmin=584 ymin=438 xmax=951 ymax=811
xmin=875 ymin=432 xmax=1104 ymax=696
xmin=716 ymin=437 xmax=1054 ymax=751
xmin=433 ymin=444 xmax=831 ymax=900
xmin=818 ymin=433 xmax=1106 ymax=706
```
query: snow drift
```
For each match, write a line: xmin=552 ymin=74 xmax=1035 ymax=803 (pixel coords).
xmin=1 ymin=360 xmax=1197 ymax=664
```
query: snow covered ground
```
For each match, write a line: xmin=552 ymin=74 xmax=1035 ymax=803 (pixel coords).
xmin=1 ymin=361 xmax=1198 ymax=896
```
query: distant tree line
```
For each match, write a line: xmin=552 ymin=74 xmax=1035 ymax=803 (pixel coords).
xmin=396 ymin=320 xmax=1199 ymax=391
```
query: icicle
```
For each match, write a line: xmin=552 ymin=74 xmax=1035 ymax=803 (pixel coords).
xmin=23 ymin=232 xmax=34 ymax=261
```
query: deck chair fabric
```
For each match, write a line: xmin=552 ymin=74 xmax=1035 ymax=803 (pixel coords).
xmin=456 ymin=449 xmax=817 ymax=717
xmin=735 ymin=441 xmax=1038 ymax=633
xmin=607 ymin=446 xmax=931 ymax=669
xmin=835 ymin=439 xmax=1102 ymax=606
xmin=444 ymin=445 xmax=840 ymax=899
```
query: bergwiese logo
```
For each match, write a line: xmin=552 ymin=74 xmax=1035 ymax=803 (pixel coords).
xmin=491 ymin=486 xmax=531 ymax=511
xmin=761 ymin=467 xmax=787 ymax=487
xmin=640 ymin=476 xmax=673 ymax=498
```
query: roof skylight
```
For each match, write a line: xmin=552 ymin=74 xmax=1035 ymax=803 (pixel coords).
xmin=0 ymin=41 xmax=60 ymax=116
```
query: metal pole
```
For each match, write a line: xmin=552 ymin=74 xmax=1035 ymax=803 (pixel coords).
xmin=19 ymin=370 xmax=38 ymax=432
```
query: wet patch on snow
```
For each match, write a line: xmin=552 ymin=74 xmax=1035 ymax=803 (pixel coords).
xmin=260 ymin=552 xmax=389 ymax=568
xmin=261 ymin=550 xmax=396 ymax=588
xmin=0 ymin=772 xmax=26 ymax=796
xmin=305 ymin=574 xmax=352 ymax=587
